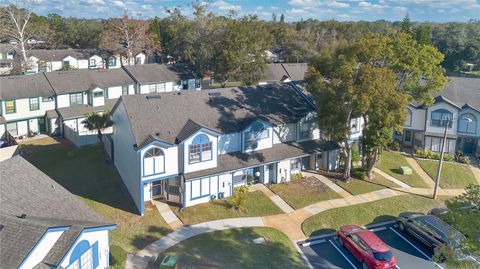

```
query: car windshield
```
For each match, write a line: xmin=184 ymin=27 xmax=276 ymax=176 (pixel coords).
xmin=373 ymin=251 xmax=393 ymax=261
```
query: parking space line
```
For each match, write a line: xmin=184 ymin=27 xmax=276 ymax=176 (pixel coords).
xmin=328 ymin=239 xmax=358 ymax=269
xmin=395 ymin=266 xmax=401 ymax=269
xmin=301 ymin=239 xmax=326 ymax=247
xmin=389 ymin=227 xmax=444 ymax=269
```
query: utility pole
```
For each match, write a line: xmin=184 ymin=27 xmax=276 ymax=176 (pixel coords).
xmin=433 ymin=118 xmax=449 ymax=199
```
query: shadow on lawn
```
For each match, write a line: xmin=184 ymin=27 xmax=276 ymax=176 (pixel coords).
xmin=147 ymin=228 xmax=307 ymax=269
xmin=19 ymin=138 xmax=138 ymax=214
xmin=130 ymin=225 xmax=173 ymax=250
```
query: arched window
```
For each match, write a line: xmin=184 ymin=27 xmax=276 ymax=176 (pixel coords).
xmin=458 ymin=113 xmax=477 ymax=134
xmin=143 ymin=147 xmax=165 ymax=176
xmin=245 ymin=121 xmax=269 ymax=149
xmin=405 ymin=109 xmax=412 ymax=127
xmin=189 ymin=134 xmax=212 ymax=163
xmin=431 ymin=109 xmax=453 ymax=127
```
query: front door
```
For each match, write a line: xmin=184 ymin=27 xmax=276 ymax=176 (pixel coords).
xmin=152 ymin=181 xmax=163 ymax=199
xmin=404 ymin=130 xmax=413 ymax=147
xmin=268 ymin=163 xmax=276 ymax=183
xmin=462 ymin=137 xmax=475 ymax=155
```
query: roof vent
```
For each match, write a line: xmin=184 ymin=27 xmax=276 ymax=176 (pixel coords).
xmin=174 ymin=92 xmax=181 ymax=95
xmin=17 ymin=213 xmax=27 ymax=219
xmin=146 ymin=95 xmax=161 ymax=100
xmin=208 ymin=92 xmax=221 ymax=97
xmin=155 ymin=132 xmax=160 ymax=136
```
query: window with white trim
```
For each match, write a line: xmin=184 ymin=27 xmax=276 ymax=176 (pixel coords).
xmin=143 ymin=147 xmax=165 ymax=176
xmin=70 ymin=93 xmax=83 ymax=106
xmin=190 ymin=177 xmax=210 ymax=200
xmin=458 ymin=113 xmax=476 ymax=134
xmin=290 ymin=158 xmax=301 ymax=170
xmin=244 ymin=122 xmax=269 ymax=150
xmin=431 ymin=109 xmax=452 ymax=127
xmin=189 ymin=134 xmax=212 ymax=163
xmin=29 ymin=97 xmax=39 ymax=111
xmin=122 ymin=85 xmax=129 ymax=95
xmin=299 ymin=115 xmax=316 ymax=139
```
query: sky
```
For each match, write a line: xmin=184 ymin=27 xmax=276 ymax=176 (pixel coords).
xmin=17 ymin=0 xmax=480 ymax=22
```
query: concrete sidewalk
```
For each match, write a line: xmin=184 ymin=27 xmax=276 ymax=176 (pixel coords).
xmin=373 ymin=168 xmax=411 ymax=188
xmin=471 ymin=166 xmax=480 ymax=185
xmin=152 ymin=200 xmax=183 ymax=230
xmin=405 ymin=157 xmax=435 ymax=188
xmin=303 ymin=171 xmax=353 ymax=198
xmin=250 ymin=184 xmax=295 ymax=213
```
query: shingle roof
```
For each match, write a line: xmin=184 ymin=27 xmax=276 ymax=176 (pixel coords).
xmin=184 ymin=139 xmax=339 ymax=179
xmin=264 ymin=63 xmax=307 ymax=83
xmin=45 ymin=68 xmax=135 ymax=95
xmin=123 ymin=63 xmax=194 ymax=84
xmin=434 ymin=75 xmax=480 ymax=111
xmin=0 ymin=73 xmax=55 ymax=99
xmin=27 ymin=49 xmax=99 ymax=61
xmin=0 ymin=156 xmax=109 ymax=269
xmin=117 ymin=83 xmax=314 ymax=146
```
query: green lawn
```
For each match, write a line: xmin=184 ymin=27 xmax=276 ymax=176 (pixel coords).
xmin=376 ymin=150 xmax=428 ymax=187
xmin=269 ymin=177 xmax=342 ymax=209
xmin=302 ymin=195 xmax=447 ymax=236
xmin=152 ymin=227 xmax=308 ymax=269
xmin=464 ymin=70 xmax=480 ymax=76
xmin=170 ymin=191 xmax=282 ymax=225
xmin=334 ymin=171 xmax=400 ymax=195
xmin=19 ymin=137 xmax=172 ymax=257
xmin=416 ymin=159 xmax=478 ymax=189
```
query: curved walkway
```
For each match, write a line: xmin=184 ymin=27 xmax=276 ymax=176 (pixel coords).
xmin=127 ymin=167 xmax=469 ymax=269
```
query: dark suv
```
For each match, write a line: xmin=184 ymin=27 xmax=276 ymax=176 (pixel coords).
xmin=397 ymin=212 xmax=465 ymax=249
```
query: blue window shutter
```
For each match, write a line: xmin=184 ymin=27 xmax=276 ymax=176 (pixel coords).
xmin=93 ymin=241 xmax=99 ymax=268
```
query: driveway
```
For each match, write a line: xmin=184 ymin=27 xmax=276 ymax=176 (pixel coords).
xmin=298 ymin=221 xmax=446 ymax=269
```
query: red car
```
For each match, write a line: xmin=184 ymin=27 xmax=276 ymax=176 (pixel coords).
xmin=338 ymin=225 xmax=396 ymax=269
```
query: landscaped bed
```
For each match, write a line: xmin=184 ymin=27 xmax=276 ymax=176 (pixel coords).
xmin=376 ymin=150 xmax=428 ymax=187
xmin=170 ymin=191 xmax=283 ymax=225
xmin=416 ymin=159 xmax=478 ymax=189
xmin=302 ymin=195 xmax=447 ymax=237
xmin=19 ymin=137 xmax=172 ymax=263
xmin=151 ymin=227 xmax=308 ymax=269
xmin=333 ymin=171 xmax=400 ymax=195
xmin=268 ymin=177 xmax=342 ymax=209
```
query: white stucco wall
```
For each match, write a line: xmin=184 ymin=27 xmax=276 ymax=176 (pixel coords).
xmin=112 ymin=102 xmax=142 ymax=213
xmin=273 ymin=123 xmax=296 ymax=144
xmin=425 ymin=102 xmax=459 ymax=136
xmin=1 ymin=97 xmax=55 ymax=122
xmin=59 ymin=230 xmax=110 ymax=269
xmin=77 ymin=59 xmax=89 ymax=69
xmin=183 ymin=131 xmax=218 ymax=174
xmin=140 ymin=143 xmax=179 ymax=181
xmin=63 ymin=56 xmax=78 ymax=68
xmin=277 ymin=159 xmax=291 ymax=183
xmin=405 ymin=106 xmax=426 ymax=131
xmin=218 ymin=132 xmax=241 ymax=154
xmin=91 ymin=88 xmax=105 ymax=107
xmin=184 ymin=173 xmax=232 ymax=207
xmin=135 ymin=53 xmax=146 ymax=64
xmin=89 ymin=55 xmax=104 ymax=69
xmin=19 ymin=229 xmax=65 ymax=269
xmin=57 ymin=92 xmax=88 ymax=108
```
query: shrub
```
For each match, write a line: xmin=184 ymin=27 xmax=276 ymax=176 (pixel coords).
xmin=109 ymin=245 xmax=127 ymax=269
xmin=351 ymin=168 xmax=366 ymax=180
xmin=387 ymin=140 xmax=401 ymax=151
xmin=416 ymin=149 xmax=454 ymax=161
xmin=351 ymin=146 xmax=361 ymax=163
xmin=234 ymin=185 xmax=249 ymax=195
xmin=247 ymin=175 xmax=254 ymax=185
xmin=227 ymin=193 xmax=247 ymax=211
xmin=291 ymin=172 xmax=303 ymax=181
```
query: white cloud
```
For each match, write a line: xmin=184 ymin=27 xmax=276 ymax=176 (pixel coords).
xmin=288 ymin=8 xmax=308 ymax=14
xmin=325 ymin=1 xmax=349 ymax=8
xmin=393 ymin=6 xmax=407 ymax=13
xmin=288 ymin=0 xmax=320 ymax=8
xmin=212 ymin=0 xmax=241 ymax=11
xmin=111 ymin=0 xmax=126 ymax=9
xmin=80 ymin=0 xmax=106 ymax=5
xmin=141 ymin=4 xmax=153 ymax=11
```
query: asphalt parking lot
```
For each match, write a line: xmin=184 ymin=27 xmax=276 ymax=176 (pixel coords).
xmin=298 ymin=221 xmax=447 ymax=269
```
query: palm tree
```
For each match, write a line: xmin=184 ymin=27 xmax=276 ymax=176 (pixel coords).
xmin=82 ymin=110 xmax=113 ymax=144
xmin=82 ymin=110 xmax=113 ymax=161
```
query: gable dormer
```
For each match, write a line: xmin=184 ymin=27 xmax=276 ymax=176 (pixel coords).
xmin=88 ymin=87 xmax=105 ymax=107
xmin=178 ymin=124 xmax=220 ymax=174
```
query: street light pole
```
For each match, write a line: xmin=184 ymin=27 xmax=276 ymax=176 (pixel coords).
xmin=433 ymin=118 xmax=449 ymax=200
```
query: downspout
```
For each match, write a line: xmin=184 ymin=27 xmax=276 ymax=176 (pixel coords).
xmin=280 ymin=64 xmax=316 ymax=110
xmin=180 ymin=173 xmax=186 ymax=212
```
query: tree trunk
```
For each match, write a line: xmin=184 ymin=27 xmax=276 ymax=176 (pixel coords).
xmin=97 ymin=129 xmax=107 ymax=162
xmin=365 ymin=149 xmax=378 ymax=179
xmin=342 ymin=140 xmax=352 ymax=181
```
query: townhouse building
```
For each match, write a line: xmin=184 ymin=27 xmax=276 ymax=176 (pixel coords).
xmin=395 ymin=75 xmax=480 ymax=156
xmin=26 ymin=49 xmax=105 ymax=73
xmin=0 ymin=155 xmax=116 ymax=269
xmin=0 ymin=44 xmax=16 ymax=75
xmin=111 ymin=84 xmax=340 ymax=214
xmin=0 ymin=74 xmax=56 ymax=137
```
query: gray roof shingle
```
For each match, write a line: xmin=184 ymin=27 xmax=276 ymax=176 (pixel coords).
xmin=123 ymin=63 xmax=195 ymax=84
xmin=435 ymin=75 xmax=480 ymax=111
xmin=117 ymin=83 xmax=313 ymax=146
xmin=0 ymin=73 xmax=55 ymax=99
xmin=57 ymin=99 xmax=117 ymax=119
xmin=28 ymin=49 xmax=99 ymax=61
xmin=264 ymin=63 xmax=307 ymax=83
xmin=0 ymin=156 xmax=110 ymax=268
xmin=44 ymin=68 xmax=135 ymax=95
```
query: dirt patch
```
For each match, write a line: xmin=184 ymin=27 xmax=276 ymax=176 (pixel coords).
xmin=273 ymin=177 xmax=330 ymax=194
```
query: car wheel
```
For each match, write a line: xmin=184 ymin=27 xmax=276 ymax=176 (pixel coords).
xmin=398 ymin=222 xmax=406 ymax=232
xmin=362 ymin=261 xmax=369 ymax=269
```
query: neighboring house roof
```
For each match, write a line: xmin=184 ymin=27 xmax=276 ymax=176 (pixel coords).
xmin=0 ymin=73 xmax=55 ymax=99
xmin=185 ymin=140 xmax=340 ymax=179
xmin=116 ymin=83 xmax=314 ymax=147
xmin=44 ymin=68 xmax=135 ymax=95
xmin=264 ymin=63 xmax=308 ymax=83
xmin=411 ymin=75 xmax=480 ymax=111
xmin=123 ymin=63 xmax=195 ymax=84
xmin=27 ymin=49 xmax=99 ymax=61
xmin=57 ymin=99 xmax=117 ymax=119
xmin=0 ymin=156 xmax=111 ymax=269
